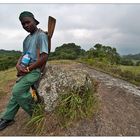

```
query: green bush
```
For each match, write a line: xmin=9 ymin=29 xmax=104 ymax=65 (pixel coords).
xmin=0 ymin=50 xmax=21 ymax=71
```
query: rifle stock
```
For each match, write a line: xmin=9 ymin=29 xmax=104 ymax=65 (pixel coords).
xmin=48 ymin=16 xmax=56 ymax=53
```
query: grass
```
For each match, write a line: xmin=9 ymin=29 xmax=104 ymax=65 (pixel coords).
xmin=26 ymin=103 xmax=47 ymax=136
xmin=0 ymin=67 xmax=16 ymax=86
xmin=0 ymin=68 xmax=47 ymax=135
xmin=26 ymin=82 xmax=99 ymax=134
xmin=54 ymin=80 xmax=99 ymax=128
xmin=79 ymin=58 xmax=140 ymax=85
xmin=49 ymin=59 xmax=76 ymax=65
xmin=26 ymin=80 xmax=99 ymax=133
xmin=0 ymin=68 xmax=16 ymax=97
xmin=0 ymin=60 xmax=99 ymax=134
xmin=119 ymin=65 xmax=140 ymax=75
xmin=118 ymin=65 xmax=140 ymax=85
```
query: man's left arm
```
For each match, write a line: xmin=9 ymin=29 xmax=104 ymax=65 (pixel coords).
xmin=27 ymin=52 xmax=48 ymax=72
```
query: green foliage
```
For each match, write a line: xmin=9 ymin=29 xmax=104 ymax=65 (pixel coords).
xmin=0 ymin=50 xmax=21 ymax=71
xmin=86 ymin=43 xmax=121 ymax=65
xmin=49 ymin=43 xmax=86 ymax=60
xmin=55 ymin=82 xmax=98 ymax=128
xmin=80 ymin=58 xmax=116 ymax=72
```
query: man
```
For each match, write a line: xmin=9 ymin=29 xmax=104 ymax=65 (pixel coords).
xmin=0 ymin=11 xmax=48 ymax=130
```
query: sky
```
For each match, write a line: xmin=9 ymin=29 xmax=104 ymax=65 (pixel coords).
xmin=0 ymin=3 xmax=140 ymax=55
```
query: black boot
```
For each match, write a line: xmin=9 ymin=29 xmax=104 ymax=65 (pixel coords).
xmin=0 ymin=118 xmax=15 ymax=131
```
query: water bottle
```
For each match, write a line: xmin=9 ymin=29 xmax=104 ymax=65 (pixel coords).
xmin=21 ymin=52 xmax=31 ymax=67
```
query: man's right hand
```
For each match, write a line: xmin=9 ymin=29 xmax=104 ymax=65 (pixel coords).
xmin=16 ymin=64 xmax=28 ymax=77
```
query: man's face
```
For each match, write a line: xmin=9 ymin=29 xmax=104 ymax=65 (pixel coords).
xmin=20 ymin=17 xmax=37 ymax=33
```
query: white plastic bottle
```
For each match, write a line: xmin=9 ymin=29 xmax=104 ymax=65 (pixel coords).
xmin=21 ymin=52 xmax=31 ymax=67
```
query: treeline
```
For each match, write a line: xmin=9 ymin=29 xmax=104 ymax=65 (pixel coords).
xmin=49 ymin=43 xmax=119 ymax=63
xmin=1 ymin=43 xmax=140 ymax=71
xmin=0 ymin=50 xmax=21 ymax=71
xmin=49 ymin=43 xmax=140 ymax=66
xmin=49 ymin=43 xmax=121 ymax=65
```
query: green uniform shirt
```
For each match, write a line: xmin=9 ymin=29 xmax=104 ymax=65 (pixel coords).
xmin=23 ymin=28 xmax=48 ymax=64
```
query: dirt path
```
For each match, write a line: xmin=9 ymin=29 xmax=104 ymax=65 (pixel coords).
xmin=83 ymin=65 xmax=140 ymax=136
xmin=0 ymin=63 xmax=140 ymax=136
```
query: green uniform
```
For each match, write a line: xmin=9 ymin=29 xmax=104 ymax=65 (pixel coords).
xmin=1 ymin=29 xmax=48 ymax=120
xmin=2 ymin=69 xmax=41 ymax=120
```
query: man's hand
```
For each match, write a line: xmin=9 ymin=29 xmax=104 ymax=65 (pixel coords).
xmin=16 ymin=64 xmax=29 ymax=77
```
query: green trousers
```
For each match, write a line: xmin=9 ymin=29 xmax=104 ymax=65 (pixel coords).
xmin=2 ymin=69 xmax=41 ymax=120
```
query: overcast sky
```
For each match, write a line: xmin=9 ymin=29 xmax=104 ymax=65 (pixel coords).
xmin=0 ymin=3 xmax=140 ymax=55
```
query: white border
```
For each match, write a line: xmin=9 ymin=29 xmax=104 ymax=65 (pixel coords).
xmin=0 ymin=0 xmax=140 ymax=3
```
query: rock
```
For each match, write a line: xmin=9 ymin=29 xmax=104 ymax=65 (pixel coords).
xmin=38 ymin=63 xmax=93 ymax=112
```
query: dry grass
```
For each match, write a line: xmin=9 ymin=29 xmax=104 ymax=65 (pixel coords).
xmin=49 ymin=60 xmax=77 ymax=65
xmin=0 ymin=68 xmax=16 ymax=97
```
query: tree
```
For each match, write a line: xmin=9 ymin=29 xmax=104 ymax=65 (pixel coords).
xmin=86 ymin=43 xmax=120 ymax=65
xmin=49 ymin=43 xmax=86 ymax=60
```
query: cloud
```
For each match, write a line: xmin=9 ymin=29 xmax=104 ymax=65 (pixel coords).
xmin=0 ymin=4 xmax=140 ymax=55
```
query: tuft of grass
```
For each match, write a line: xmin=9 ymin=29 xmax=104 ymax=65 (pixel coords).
xmin=26 ymin=103 xmax=47 ymax=136
xmin=55 ymin=81 xmax=99 ymax=128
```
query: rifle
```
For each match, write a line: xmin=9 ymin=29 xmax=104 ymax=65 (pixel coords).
xmin=48 ymin=16 xmax=56 ymax=53
xmin=31 ymin=16 xmax=56 ymax=103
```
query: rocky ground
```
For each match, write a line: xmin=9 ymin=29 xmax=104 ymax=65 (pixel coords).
xmin=0 ymin=62 xmax=140 ymax=136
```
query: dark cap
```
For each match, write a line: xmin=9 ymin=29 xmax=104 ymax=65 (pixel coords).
xmin=19 ymin=11 xmax=39 ymax=25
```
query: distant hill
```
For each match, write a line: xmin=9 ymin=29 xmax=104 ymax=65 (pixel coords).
xmin=122 ymin=53 xmax=140 ymax=60
xmin=0 ymin=49 xmax=21 ymax=55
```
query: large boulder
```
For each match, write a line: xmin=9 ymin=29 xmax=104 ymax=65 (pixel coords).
xmin=38 ymin=63 xmax=93 ymax=112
